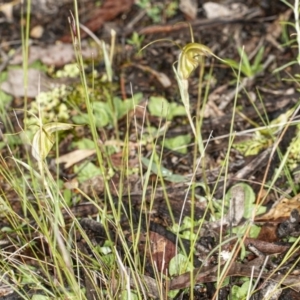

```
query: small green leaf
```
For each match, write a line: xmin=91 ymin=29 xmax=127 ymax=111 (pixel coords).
xmin=233 ymin=135 xmax=269 ymax=156
xmin=74 ymin=162 xmax=102 ymax=182
xmin=73 ymin=138 xmax=96 ymax=150
xmin=0 ymin=90 xmax=12 ymax=108
xmin=223 ymin=58 xmax=240 ymax=70
xmin=238 ymin=47 xmax=252 ymax=76
xmin=0 ymin=71 xmax=7 ymax=82
xmin=163 ymin=134 xmax=191 ymax=154
xmin=164 ymin=174 xmax=187 ymax=183
xmin=148 ymin=96 xmax=170 ymax=118
xmin=73 ymin=102 xmax=112 ymax=128
xmin=92 ymin=101 xmax=113 ymax=127
xmin=114 ymin=92 xmax=143 ymax=119
xmin=169 ymin=253 xmax=192 ymax=276
xmin=0 ymin=134 xmax=23 ymax=150
xmin=231 ymin=280 xmax=251 ymax=299
xmin=120 ymin=291 xmax=139 ymax=300
xmin=252 ymin=47 xmax=264 ymax=72
xmin=148 ymin=96 xmax=186 ymax=120
xmin=168 ymin=102 xmax=187 ymax=117
xmin=249 ymin=224 xmax=261 ymax=238
xmin=141 ymin=156 xmax=173 ymax=177
xmin=72 ymin=114 xmax=89 ymax=125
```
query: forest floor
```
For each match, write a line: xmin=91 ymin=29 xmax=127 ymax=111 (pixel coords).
xmin=0 ymin=0 xmax=300 ymax=299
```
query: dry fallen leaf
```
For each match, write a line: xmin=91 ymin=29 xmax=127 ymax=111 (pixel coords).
xmin=179 ymin=0 xmax=198 ymax=20
xmin=0 ymin=1 xmax=15 ymax=22
xmin=139 ymin=231 xmax=176 ymax=275
xmin=255 ymin=193 xmax=300 ymax=221
xmin=0 ymin=69 xmax=52 ymax=98
xmin=56 ymin=149 xmax=96 ymax=169
xmin=9 ymin=44 xmax=97 ymax=67
xmin=203 ymin=2 xmax=248 ymax=19
xmin=226 ymin=184 xmax=245 ymax=226
xmin=30 ymin=25 xmax=44 ymax=39
xmin=64 ymin=179 xmax=79 ymax=190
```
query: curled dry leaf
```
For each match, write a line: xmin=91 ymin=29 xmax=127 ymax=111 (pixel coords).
xmin=255 ymin=193 xmax=300 ymax=222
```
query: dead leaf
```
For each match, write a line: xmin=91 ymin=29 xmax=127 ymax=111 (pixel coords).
xmin=80 ymin=175 xmax=105 ymax=195
xmin=256 ymin=193 xmax=300 ymax=222
xmin=256 ymin=223 xmax=278 ymax=243
xmin=244 ymin=237 xmax=289 ymax=254
xmin=1 ymin=68 xmax=79 ymax=98
xmin=142 ymin=231 xmax=176 ymax=274
xmin=0 ymin=1 xmax=16 ymax=23
xmin=64 ymin=179 xmax=79 ymax=190
xmin=203 ymin=2 xmax=248 ymax=19
xmin=154 ymin=71 xmax=172 ymax=88
xmin=170 ymin=260 xmax=300 ymax=291
xmin=210 ymin=184 xmax=245 ymax=228
xmin=9 ymin=44 xmax=97 ymax=67
xmin=179 ymin=0 xmax=198 ymax=20
xmin=0 ymin=69 xmax=51 ymax=98
xmin=30 ymin=25 xmax=44 ymax=39
xmin=56 ymin=149 xmax=96 ymax=169
xmin=40 ymin=44 xmax=77 ymax=67
xmin=225 ymin=184 xmax=245 ymax=226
